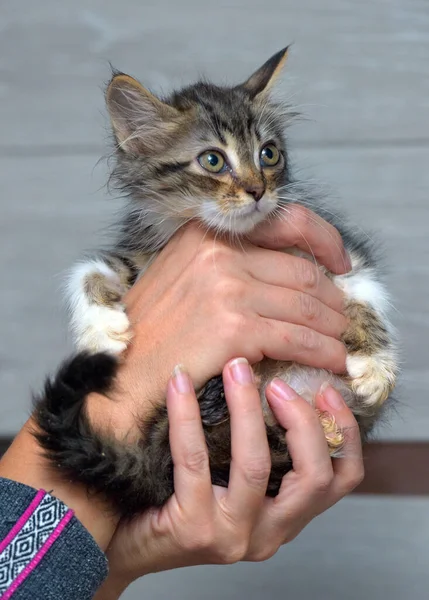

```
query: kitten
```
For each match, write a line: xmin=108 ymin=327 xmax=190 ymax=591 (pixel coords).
xmin=34 ymin=47 xmax=398 ymax=516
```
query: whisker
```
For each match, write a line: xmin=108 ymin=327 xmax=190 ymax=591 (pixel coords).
xmin=274 ymin=205 xmax=319 ymax=270
xmin=276 ymin=203 xmax=349 ymax=274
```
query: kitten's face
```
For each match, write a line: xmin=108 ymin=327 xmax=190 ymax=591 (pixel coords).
xmin=151 ymin=85 xmax=287 ymax=234
xmin=107 ymin=48 xmax=291 ymax=240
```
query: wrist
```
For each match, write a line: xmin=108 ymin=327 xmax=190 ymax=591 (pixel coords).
xmin=86 ymin=391 xmax=141 ymax=443
xmin=0 ymin=418 xmax=119 ymax=551
xmin=86 ymin=357 xmax=165 ymax=443
xmin=93 ymin=574 xmax=130 ymax=600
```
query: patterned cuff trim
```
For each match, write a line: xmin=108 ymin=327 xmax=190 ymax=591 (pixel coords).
xmin=0 ymin=489 xmax=74 ymax=598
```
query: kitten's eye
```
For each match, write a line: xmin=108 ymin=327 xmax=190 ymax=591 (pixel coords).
xmin=198 ymin=151 xmax=226 ymax=173
xmin=260 ymin=144 xmax=280 ymax=167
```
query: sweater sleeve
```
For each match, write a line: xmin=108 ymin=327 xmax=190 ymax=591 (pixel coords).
xmin=0 ymin=477 xmax=108 ymax=600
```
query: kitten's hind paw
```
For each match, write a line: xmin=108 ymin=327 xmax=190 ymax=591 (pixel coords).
xmin=75 ymin=304 xmax=132 ymax=356
xmin=68 ymin=260 xmax=134 ymax=357
xmin=346 ymin=353 xmax=397 ymax=409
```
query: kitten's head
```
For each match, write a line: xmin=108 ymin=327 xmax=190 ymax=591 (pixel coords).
xmin=107 ymin=47 xmax=292 ymax=246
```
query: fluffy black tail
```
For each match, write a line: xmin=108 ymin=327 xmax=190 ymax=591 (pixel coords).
xmin=33 ymin=352 xmax=173 ymax=517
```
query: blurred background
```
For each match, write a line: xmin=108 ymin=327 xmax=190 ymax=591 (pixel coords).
xmin=1 ymin=1 xmax=429 ymax=598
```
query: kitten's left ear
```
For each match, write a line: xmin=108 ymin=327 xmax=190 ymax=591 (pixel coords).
xmin=241 ymin=46 xmax=289 ymax=99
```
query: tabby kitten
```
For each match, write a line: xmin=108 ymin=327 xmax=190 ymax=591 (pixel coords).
xmin=34 ymin=47 xmax=398 ymax=516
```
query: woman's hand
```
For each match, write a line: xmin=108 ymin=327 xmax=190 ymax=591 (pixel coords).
xmin=94 ymin=358 xmax=363 ymax=599
xmin=0 ymin=207 xmax=354 ymax=564
xmin=98 ymin=206 xmax=351 ymax=432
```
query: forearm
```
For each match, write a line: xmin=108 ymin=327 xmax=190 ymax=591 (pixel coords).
xmin=0 ymin=417 xmax=119 ymax=551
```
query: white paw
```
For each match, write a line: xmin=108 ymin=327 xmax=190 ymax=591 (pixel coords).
xmin=346 ymin=354 xmax=396 ymax=407
xmin=75 ymin=304 xmax=132 ymax=356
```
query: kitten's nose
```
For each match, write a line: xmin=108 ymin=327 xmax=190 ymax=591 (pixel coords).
xmin=245 ymin=183 xmax=265 ymax=202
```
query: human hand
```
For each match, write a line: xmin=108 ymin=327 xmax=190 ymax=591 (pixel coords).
xmin=100 ymin=206 xmax=350 ymax=431
xmin=94 ymin=357 xmax=363 ymax=599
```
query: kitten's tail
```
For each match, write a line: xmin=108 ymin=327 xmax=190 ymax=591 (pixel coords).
xmin=32 ymin=352 xmax=173 ymax=517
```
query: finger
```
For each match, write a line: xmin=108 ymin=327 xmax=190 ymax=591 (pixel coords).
xmin=246 ymin=248 xmax=346 ymax=313
xmin=166 ymin=365 xmax=213 ymax=510
xmin=244 ymin=380 xmax=335 ymax=555
xmin=248 ymin=205 xmax=352 ymax=275
xmin=250 ymin=283 xmax=348 ymax=339
xmin=222 ymin=358 xmax=271 ymax=524
xmin=267 ymin=380 xmax=333 ymax=488
xmin=315 ymin=385 xmax=364 ymax=502
xmin=258 ymin=320 xmax=347 ymax=373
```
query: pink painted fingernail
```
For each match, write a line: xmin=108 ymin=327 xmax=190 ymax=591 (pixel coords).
xmin=269 ymin=378 xmax=299 ymax=401
xmin=229 ymin=358 xmax=254 ymax=385
xmin=318 ymin=382 xmax=329 ymax=395
xmin=344 ymin=250 xmax=353 ymax=272
xmin=319 ymin=383 xmax=344 ymax=410
xmin=172 ymin=364 xmax=192 ymax=394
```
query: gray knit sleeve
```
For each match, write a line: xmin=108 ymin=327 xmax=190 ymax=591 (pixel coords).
xmin=0 ymin=477 xmax=108 ymax=599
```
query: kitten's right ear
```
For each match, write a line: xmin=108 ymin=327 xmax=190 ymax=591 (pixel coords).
xmin=106 ymin=73 xmax=182 ymax=154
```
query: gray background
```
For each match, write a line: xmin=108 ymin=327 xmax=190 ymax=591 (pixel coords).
xmin=1 ymin=1 xmax=428 ymax=598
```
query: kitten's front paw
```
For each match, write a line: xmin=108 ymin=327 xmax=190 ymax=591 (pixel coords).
xmin=75 ymin=304 xmax=132 ymax=356
xmin=347 ymin=353 xmax=396 ymax=408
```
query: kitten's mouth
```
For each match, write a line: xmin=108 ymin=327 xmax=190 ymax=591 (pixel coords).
xmin=200 ymin=196 xmax=278 ymax=234
xmin=238 ymin=196 xmax=278 ymax=217
xmin=238 ymin=202 xmax=261 ymax=215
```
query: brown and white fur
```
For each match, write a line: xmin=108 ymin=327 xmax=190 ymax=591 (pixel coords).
xmin=34 ymin=47 xmax=398 ymax=516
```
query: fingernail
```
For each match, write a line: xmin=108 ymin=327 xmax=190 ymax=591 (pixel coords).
xmin=344 ymin=250 xmax=353 ymax=272
xmin=172 ymin=364 xmax=192 ymax=394
xmin=319 ymin=382 xmax=329 ymax=395
xmin=269 ymin=378 xmax=298 ymax=401
xmin=320 ymin=383 xmax=344 ymax=411
xmin=229 ymin=358 xmax=254 ymax=385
